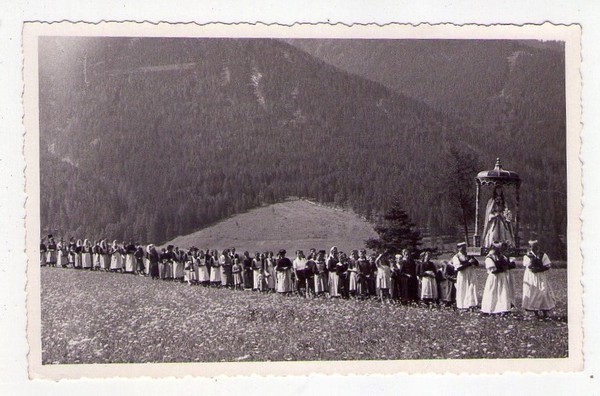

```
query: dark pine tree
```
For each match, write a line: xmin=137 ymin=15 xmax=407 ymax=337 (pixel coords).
xmin=365 ymin=199 xmax=422 ymax=255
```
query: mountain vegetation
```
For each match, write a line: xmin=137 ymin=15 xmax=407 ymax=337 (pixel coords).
xmin=38 ymin=37 xmax=567 ymax=257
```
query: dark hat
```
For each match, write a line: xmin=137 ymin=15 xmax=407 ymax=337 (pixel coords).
xmin=278 ymin=249 xmax=287 ymax=256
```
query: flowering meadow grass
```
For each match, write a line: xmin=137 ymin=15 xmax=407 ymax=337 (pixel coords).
xmin=40 ymin=266 xmax=568 ymax=364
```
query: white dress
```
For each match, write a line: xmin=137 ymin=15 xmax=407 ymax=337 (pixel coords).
xmin=481 ymin=256 xmax=511 ymax=314
xmin=125 ymin=253 xmax=136 ymax=272
xmin=253 ymin=259 xmax=263 ymax=290
xmin=277 ymin=269 xmax=292 ymax=293
xmin=451 ymin=254 xmax=479 ymax=309
xmin=58 ymin=248 xmax=68 ymax=267
xmin=522 ymin=253 xmax=556 ymax=311
xmin=82 ymin=250 xmax=93 ymax=269
xmin=173 ymin=258 xmax=184 ymax=279
xmin=186 ymin=258 xmax=197 ymax=282
xmin=110 ymin=250 xmax=123 ymax=270
xmin=197 ymin=258 xmax=210 ymax=282
xmin=376 ymin=265 xmax=391 ymax=290
xmin=209 ymin=260 xmax=221 ymax=283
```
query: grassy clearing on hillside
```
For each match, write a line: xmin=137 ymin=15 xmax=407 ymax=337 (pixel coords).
xmin=41 ymin=267 xmax=568 ymax=364
xmin=165 ymin=199 xmax=378 ymax=254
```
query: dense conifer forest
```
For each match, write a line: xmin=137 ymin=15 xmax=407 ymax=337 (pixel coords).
xmin=38 ymin=37 xmax=567 ymax=257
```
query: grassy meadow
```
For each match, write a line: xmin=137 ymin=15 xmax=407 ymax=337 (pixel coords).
xmin=41 ymin=265 xmax=568 ymax=364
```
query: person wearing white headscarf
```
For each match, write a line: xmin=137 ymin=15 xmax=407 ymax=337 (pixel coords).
xmin=82 ymin=239 xmax=93 ymax=269
xmin=110 ymin=240 xmax=123 ymax=271
xmin=197 ymin=249 xmax=210 ymax=285
xmin=481 ymin=242 xmax=512 ymax=314
xmin=522 ymin=240 xmax=556 ymax=318
xmin=451 ymin=242 xmax=479 ymax=310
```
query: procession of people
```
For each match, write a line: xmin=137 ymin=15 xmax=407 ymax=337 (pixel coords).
xmin=39 ymin=235 xmax=556 ymax=318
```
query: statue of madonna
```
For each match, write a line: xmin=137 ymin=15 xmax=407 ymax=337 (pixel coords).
xmin=482 ymin=185 xmax=515 ymax=248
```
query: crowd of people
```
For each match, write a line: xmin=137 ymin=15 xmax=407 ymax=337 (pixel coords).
xmin=39 ymin=236 xmax=556 ymax=318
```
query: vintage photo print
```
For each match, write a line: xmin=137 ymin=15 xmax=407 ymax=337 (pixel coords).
xmin=23 ymin=22 xmax=582 ymax=379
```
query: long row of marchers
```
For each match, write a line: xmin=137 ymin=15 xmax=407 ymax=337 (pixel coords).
xmin=39 ymin=236 xmax=557 ymax=318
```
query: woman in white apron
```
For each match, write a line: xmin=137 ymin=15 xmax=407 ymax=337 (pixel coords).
xmin=522 ymin=240 xmax=556 ymax=319
xmin=124 ymin=242 xmax=136 ymax=273
xmin=418 ymin=251 xmax=438 ymax=304
xmin=57 ymin=241 xmax=68 ymax=268
xmin=46 ymin=236 xmax=57 ymax=267
xmin=210 ymin=249 xmax=221 ymax=286
xmin=110 ymin=240 xmax=124 ymax=272
xmin=197 ymin=250 xmax=210 ymax=285
xmin=185 ymin=248 xmax=197 ymax=284
xmin=481 ymin=242 xmax=512 ymax=315
xmin=100 ymin=240 xmax=111 ymax=271
xmin=81 ymin=239 xmax=93 ymax=269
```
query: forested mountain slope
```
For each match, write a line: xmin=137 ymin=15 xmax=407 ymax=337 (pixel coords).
xmin=286 ymin=38 xmax=567 ymax=243
xmin=39 ymin=37 xmax=566 ymax=255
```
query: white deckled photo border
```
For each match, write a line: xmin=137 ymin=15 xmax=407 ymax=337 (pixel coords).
xmin=23 ymin=21 xmax=583 ymax=380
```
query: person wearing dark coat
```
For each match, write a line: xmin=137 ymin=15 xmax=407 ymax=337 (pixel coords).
xmin=242 ymin=251 xmax=254 ymax=290
xmin=40 ymin=238 xmax=47 ymax=267
xmin=398 ymin=249 xmax=419 ymax=304
xmin=356 ymin=249 xmax=372 ymax=298
xmin=134 ymin=245 xmax=145 ymax=274
xmin=147 ymin=244 xmax=160 ymax=279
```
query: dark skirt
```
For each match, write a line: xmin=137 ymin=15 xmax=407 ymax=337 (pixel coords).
xmin=399 ymin=275 xmax=419 ymax=301
xmin=149 ymin=261 xmax=159 ymax=278
xmin=243 ymin=268 xmax=253 ymax=289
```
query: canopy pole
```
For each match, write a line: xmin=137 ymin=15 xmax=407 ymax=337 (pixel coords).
xmin=515 ymin=183 xmax=520 ymax=249
xmin=473 ymin=180 xmax=481 ymax=247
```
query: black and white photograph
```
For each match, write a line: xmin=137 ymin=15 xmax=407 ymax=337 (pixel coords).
xmin=23 ymin=22 xmax=582 ymax=377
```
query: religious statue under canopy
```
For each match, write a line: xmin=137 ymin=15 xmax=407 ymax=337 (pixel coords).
xmin=481 ymin=185 xmax=515 ymax=248
xmin=472 ymin=158 xmax=521 ymax=253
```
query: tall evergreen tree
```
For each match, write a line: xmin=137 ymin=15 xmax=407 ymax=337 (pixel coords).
xmin=365 ymin=199 xmax=422 ymax=254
